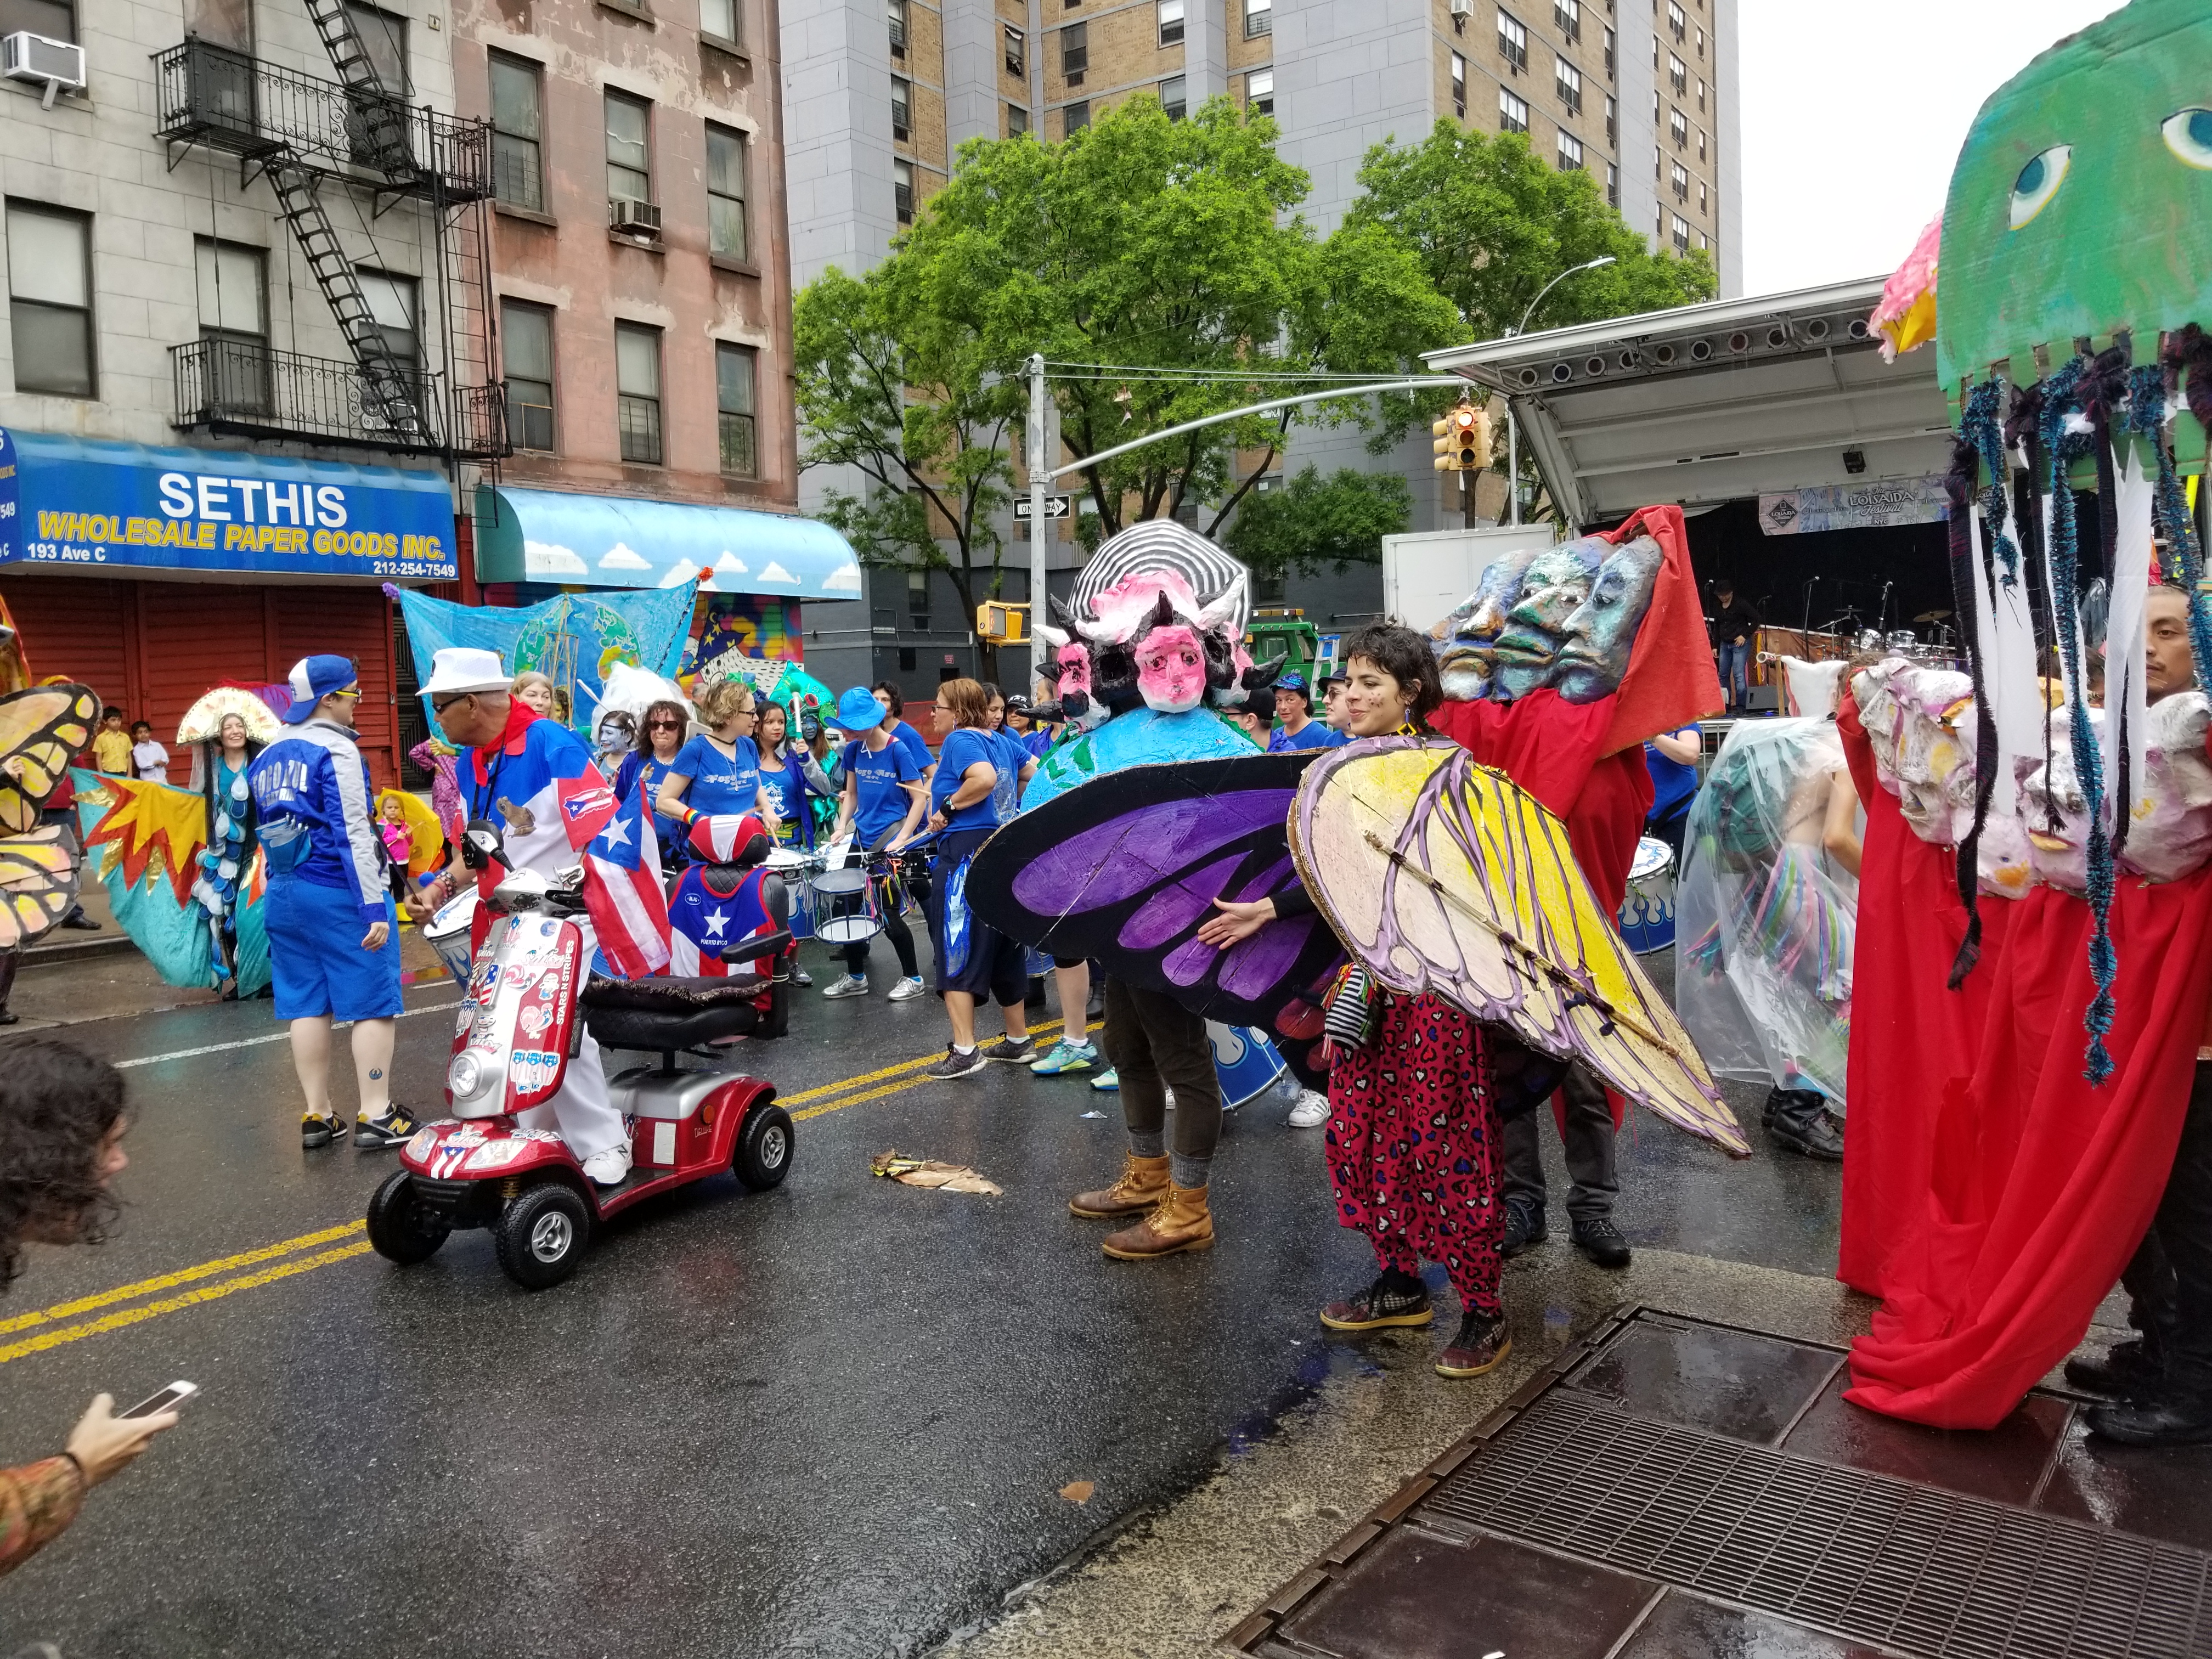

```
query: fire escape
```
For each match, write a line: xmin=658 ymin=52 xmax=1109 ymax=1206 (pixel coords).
xmin=154 ymin=14 xmax=507 ymax=466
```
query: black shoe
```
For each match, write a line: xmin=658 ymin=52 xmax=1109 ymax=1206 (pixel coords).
xmin=980 ymin=1036 xmax=1037 ymax=1064
xmin=1571 ymin=1216 xmax=1632 ymax=1269
xmin=923 ymin=1045 xmax=989 ymax=1080
xmin=1025 ymin=977 xmax=1048 ymax=1009
xmin=302 ymin=1112 xmax=349 ymax=1150
xmin=1767 ymin=1088 xmax=1845 ymax=1161
xmin=2086 ymin=1392 xmax=2212 ymax=1446
xmin=1319 ymin=1273 xmax=1435 ymax=1331
xmin=354 ymin=1106 xmax=422 ymax=1149
xmin=1500 ymin=1198 xmax=1547 ymax=1259
xmin=2066 ymin=1339 xmax=2161 ymax=1396
xmin=59 ymin=912 xmax=100 ymax=931
xmin=0 ymin=1009 xmax=18 ymax=1028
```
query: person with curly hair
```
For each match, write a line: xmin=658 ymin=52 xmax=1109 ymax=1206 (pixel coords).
xmin=0 ymin=1041 xmax=178 ymax=1576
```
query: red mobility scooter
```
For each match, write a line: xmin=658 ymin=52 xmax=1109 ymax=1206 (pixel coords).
xmin=365 ymin=819 xmax=795 ymax=1289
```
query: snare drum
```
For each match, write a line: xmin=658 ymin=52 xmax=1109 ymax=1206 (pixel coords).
xmin=765 ymin=846 xmax=820 ymax=941
xmin=1207 ymin=1020 xmax=1289 ymax=1109
xmin=1617 ymin=836 xmax=1677 ymax=955
xmin=1886 ymin=629 xmax=1918 ymax=652
xmin=422 ymin=888 xmax=479 ymax=981
xmin=808 ymin=864 xmax=883 ymax=945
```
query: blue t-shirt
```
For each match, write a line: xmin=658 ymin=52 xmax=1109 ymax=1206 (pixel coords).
xmin=988 ymin=727 xmax=1028 ymax=821
xmin=843 ymin=736 xmax=924 ymax=844
xmin=615 ymin=750 xmax=684 ymax=861
xmin=932 ymin=726 xmax=1001 ymax=832
xmin=669 ymin=733 xmax=763 ymax=820
xmin=1645 ymin=727 xmax=1702 ymax=822
xmin=1268 ymin=719 xmax=1347 ymax=752
xmin=757 ymin=743 xmax=819 ymax=848
xmin=890 ymin=719 xmax=933 ymax=771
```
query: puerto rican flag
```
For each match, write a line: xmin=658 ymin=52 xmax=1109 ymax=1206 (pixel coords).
xmin=555 ymin=772 xmax=671 ymax=977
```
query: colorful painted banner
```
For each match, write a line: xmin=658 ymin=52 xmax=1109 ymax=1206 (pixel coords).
xmin=1757 ymin=476 xmax=1948 ymax=537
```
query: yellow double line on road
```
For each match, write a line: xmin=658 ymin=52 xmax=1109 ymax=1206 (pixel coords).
xmin=0 ymin=1018 xmax=1103 ymax=1367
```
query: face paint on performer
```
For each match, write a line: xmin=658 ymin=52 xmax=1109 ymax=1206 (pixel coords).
xmin=1554 ymin=535 xmax=1663 ymax=703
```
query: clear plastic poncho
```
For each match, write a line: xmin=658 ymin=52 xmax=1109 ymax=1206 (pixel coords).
xmin=1673 ymin=716 xmax=1859 ymax=1106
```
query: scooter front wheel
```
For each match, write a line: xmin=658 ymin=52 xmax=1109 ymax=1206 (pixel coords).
xmin=366 ymin=1171 xmax=451 ymax=1265
xmin=733 ymin=1103 xmax=795 ymax=1192
xmin=494 ymin=1183 xmax=590 ymax=1289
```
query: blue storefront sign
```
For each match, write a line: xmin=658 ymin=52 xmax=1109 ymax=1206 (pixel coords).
xmin=0 ymin=430 xmax=455 ymax=580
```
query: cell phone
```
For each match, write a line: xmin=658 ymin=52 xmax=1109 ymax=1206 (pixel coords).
xmin=119 ymin=1380 xmax=197 ymax=1419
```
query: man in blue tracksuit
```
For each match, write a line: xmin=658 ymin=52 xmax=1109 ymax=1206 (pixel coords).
xmin=250 ymin=654 xmax=411 ymax=1152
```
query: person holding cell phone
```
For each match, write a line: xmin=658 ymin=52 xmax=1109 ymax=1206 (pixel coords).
xmin=0 ymin=1041 xmax=182 ymax=1576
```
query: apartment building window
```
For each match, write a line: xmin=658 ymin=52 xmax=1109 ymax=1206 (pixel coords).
xmin=1553 ymin=0 xmax=1579 ymax=42
xmin=1602 ymin=24 xmax=1615 ymax=78
xmin=1156 ymin=0 xmax=1182 ymax=47
xmin=1669 ymin=160 xmax=1687 ymax=200
xmin=891 ymin=75 xmax=911 ymax=143
xmin=615 ymin=322 xmax=662 ymax=465
xmin=500 ymin=300 xmax=556 ymax=452
xmin=1698 ymin=125 xmax=1707 ymax=161
xmin=6 ymin=203 xmax=92 ymax=398
xmin=1670 ymin=212 xmax=1689 ymax=252
xmin=1556 ymin=130 xmax=1583 ymax=171
xmin=1008 ymin=103 xmax=1028 ymax=136
xmin=1698 ymin=179 xmax=1707 ymax=213
xmin=1668 ymin=53 xmax=1684 ymax=93
xmin=1060 ymin=21 xmax=1086 ymax=83
xmin=1159 ymin=75 xmax=1185 ymax=121
xmin=1004 ymin=24 xmax=1023 ymax=74
xmin=1499 ymin=88 xmax=1528 ymax=133
xmin=894 ymin=159 xmax=914 ymax=222
xmin=488 ymin=53 xmax=544 ymax=212
xmin=1244 ymin=0 xmax=1269 ymax=37
xmin=1652 ymin=143 xmax=1660 ymax=179
xmin=707 ymin=123 xmax=749 ymax=261
xmin=1699 ymin=232 xmax=1708 ymax=251
xmin=345 ymin=1 xmax=408 ymax=92
xmin=0 ymin=0 xmax=74 ymax=44
xmin=887 ymin=0 xmax=906 ymax=56
xmin=699 ymin=0 xmax=738 ymax=47
xmin=1450 ymin=51 xmax=1465 ymax=117
xmin=716 ymin=342 xmax=757 ymax=478
xmin=195 ymin=238 xmax=267 ymax=412
xmin=1246 ymin=69 xmax=1273 ymax=117
xmin=1555 ymin=58 xmax=1581 ymax=115
xmin=1604 ymin=92 xmax=1616 ymax=144
xmin=1696 ymin=24 xmax=1703 ymax=56
xmin=1496 ymin=9 xmax=1527 ymax=71
xmin=606 ymin=91 xmax=652 ymax=207
xmin=1669 ymin=106 xmax=1687 ymax=146
xmin=907 ymin=569 xmax=930 ymax=629
xmin=357 ymin=269 xmax=420 ymax=369
xmin=1667 ymin=0 xmax=1685 ymax=40
xmin=1063 ymin=100 xmax=1088 ymax=136
xmin=1605 ymin=160 xmax=1618 ymax=206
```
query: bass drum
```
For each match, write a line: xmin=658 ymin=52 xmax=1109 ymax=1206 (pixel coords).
xmin=423 ymin=888 xmax=479 ymax=981
xmin=1617 ymin=836 xmax=1677 ymax=955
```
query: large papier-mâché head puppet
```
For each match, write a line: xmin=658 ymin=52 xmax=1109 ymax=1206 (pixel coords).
xmin=1915 ymin=0 xmax=2212 ymax=1079
xmin=1437 ymin=533 xmax=1666 ymax=706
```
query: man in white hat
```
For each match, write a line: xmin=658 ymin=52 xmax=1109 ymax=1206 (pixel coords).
xmin=249 ymin=654 xmax=413 ymax=1151
xmin=408 ymin=647 xmax=637 ymax=1185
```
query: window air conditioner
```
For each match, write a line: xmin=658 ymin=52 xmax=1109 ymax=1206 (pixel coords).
xmin=608 ymin=198 xmax=663 ymax=238
xmin=1449 ymin=0 xmax=1472 ymax=14
xmin=3 ymin=31 xmax=86 ymax=105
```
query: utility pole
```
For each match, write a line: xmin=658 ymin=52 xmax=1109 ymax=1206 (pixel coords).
xmin=1027 ymin=351 xmax=1048 ymax=687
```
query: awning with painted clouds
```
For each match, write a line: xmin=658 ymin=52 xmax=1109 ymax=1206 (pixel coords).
xmin=473 ymin=485 xmax=864 ymax=597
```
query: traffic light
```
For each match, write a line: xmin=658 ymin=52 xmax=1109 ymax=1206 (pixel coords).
xmin=1431 ymin=401 xmax=1491 ymax=471
xmin=976 ymin=601 xmax=1029 ymax=645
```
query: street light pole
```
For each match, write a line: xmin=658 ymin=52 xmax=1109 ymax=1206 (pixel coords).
xmin=1501 ymin=255 xmax=1615 ymax=528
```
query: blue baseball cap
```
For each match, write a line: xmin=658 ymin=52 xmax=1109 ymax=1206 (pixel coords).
xmin=832 ymin=686 xmax=889 ymax=731
xmin=1275 ymin=669 xmax=1311 ymax=703
xmin=282 ymin=654 xmax=359 ymax=724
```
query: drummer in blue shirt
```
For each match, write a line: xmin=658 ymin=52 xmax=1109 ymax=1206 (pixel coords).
xmin=1266 ymin=672 xmax=1347 ymax=752
xmin=821 ymin=686 xmax=929 ymax=1002
xmin=654 ymin=678 xmax=781 ymax=838
xmin=1643 ymin=724 xmax=1704 ymax=864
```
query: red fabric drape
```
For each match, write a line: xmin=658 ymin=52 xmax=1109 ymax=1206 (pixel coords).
xmin=1845 ymin=870 xmax=2212 ymax=1428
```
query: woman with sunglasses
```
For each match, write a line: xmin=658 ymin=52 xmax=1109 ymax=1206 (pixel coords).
xmin=614 ymin=699 xmax=692 ymax=870
xmin=654 ymin=678 xmax=781 ymax=843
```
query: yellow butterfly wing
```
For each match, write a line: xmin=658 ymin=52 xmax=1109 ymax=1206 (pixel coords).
xmin=1291 ymin=738 xmax=1746 ymax=1158
xmin=0 ymin=825 xmax=83 ymax=950
xmin=0 ymin=686 xmax=100 ymax=833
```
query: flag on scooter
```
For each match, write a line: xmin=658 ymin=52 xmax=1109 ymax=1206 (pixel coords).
xmin=554 ymin=772 xmax=671 ymax=977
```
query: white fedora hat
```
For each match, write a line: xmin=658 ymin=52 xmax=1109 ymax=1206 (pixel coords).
xmin=420 ymin=646 xmax=511 ymax=698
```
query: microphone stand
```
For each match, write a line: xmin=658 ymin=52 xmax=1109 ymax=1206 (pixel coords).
xmin=1878 ymin=580 xmax=1894 ymax=635
xmin=1800 ymin=575 xmax=1819 ymax=644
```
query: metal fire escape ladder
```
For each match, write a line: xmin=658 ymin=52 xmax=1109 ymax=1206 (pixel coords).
xmin=263 ymin=159 xmax=431 ymax=440
xmin=297 ymin=0 xmax=416 ymax=175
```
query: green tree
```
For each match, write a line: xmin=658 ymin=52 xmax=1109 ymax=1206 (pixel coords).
xmin=1221 ymin=466 xmax=1412 ymax=584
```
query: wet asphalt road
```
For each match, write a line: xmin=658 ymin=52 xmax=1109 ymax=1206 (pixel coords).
xmin=0 ymin=942 xmax=1839 ymax=1658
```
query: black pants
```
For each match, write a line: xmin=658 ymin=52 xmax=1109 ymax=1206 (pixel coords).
xmin=2120 ymin=1062 xmax=2212 ymax=1393
xmin=839 ymin=828 xmax=918 ymax=979
xmin=1103 ymin=978 xmax=1221 ymax=1160
xmin=1649 ymin=803 xmax=1691 ymax=868
xmin=1502 ymin=1062 xmax=1618 ymax=1224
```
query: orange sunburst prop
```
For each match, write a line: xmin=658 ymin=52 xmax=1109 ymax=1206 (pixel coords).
xmin=74 ymin=772 xmax=209 ymax=908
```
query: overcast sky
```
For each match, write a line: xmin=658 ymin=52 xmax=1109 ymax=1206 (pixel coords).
xmin=1737 ymin=0 xmax=2124 ymax=296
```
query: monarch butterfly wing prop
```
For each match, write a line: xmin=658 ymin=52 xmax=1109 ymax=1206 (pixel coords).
xmin=0 ymin=826 xmax=82 ymax=950
xmin=967 ymin=752 xmax=1342 ymax=1028
xmin=0 ymin=685 xmax=100 ymax=833
xmin=1290 ymin=738 xmax=1746 ymax=1157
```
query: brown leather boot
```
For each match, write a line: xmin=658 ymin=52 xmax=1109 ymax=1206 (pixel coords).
xmin=1101 ymin=1182 xmax=1214 ymax=1260
xmin=1069 ymin=1153 xmax=1170 ymax=1219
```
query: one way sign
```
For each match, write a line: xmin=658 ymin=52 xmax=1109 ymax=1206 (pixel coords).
xmin=1014 ymin=495 xmax=1072 ymax=520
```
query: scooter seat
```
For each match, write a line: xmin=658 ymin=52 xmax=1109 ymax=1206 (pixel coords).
xmin=580 ymin=977 xmax=766 ymax=1051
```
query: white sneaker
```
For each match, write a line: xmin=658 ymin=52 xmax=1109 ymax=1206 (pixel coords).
xmin=1288 ymin=1090 xmax=1330 ymax=1128
xmin=582 ymin=1144 xmax=633 ymax=1186
xmin=822 ymin=974 xmax=871 ymax=998
xmin=794 ymin=967 xmax=814 ymax=988
xmin=888 ymin=976 xmax=929 ymax=1003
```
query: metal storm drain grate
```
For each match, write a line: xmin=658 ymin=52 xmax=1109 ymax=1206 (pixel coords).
xmin=1420 ymin=1391 xmax=2212 ymax=1659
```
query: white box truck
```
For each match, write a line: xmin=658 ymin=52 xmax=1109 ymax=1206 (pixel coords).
xmin=1380 ymin=524 xmax=1560 ymax=635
